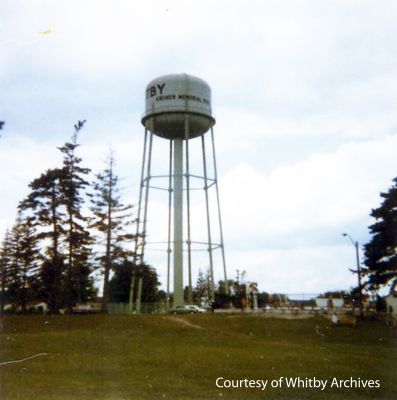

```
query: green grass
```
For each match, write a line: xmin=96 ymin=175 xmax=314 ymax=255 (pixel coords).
xmin=0 ymin=314 xmax=396 ymax=399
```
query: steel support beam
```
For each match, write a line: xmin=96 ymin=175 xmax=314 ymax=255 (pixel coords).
xmin=201 ymin=134 xmax=215 ymax=301
xmin=166 ymin=139 xmax=173 ymax=309
xmin=184 ymin=115 xmax=193 ymax=304
xmin=173 ymin=138 xmax=184 ymax=306
xmin=211 ymin=127 xmax=229 ymax=295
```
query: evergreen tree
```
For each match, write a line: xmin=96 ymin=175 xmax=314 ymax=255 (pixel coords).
xmin=0 ymin=230 xmax=13 ymax=314
xmin=194 ymin=269 xmax=211 ymax=304
xmin=7 ymin=216 xmax=23 ymax=311
xmin=364 ymin=177 xmax=397 ymax=292
xmin=19 ymin=168 xmax=66 ymax=260
xmin=15 ymin=120 xmax=94 ymax=313
xmin=16 ymin=215 xmax=40 ymax=311
xmin=6 ymin=214 xmax=40 ymax=312
xmin=58 ymin=120 xmax=94 ymax=311
xmin=19 ymin=168 xmax=66 ymax=313
xmin=90 ymin=152 xmax=134 ymax=312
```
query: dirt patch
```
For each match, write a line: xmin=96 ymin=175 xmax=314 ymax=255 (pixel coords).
xmin=162 ymin=316 xmax=204 ymax=329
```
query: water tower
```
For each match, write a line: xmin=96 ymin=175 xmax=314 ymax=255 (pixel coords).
xmin=133 ymin=73 xmax=228 ymax=307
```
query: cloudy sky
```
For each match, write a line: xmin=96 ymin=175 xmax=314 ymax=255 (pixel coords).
xmin=1 ymin=0 xmax=397 ymax=296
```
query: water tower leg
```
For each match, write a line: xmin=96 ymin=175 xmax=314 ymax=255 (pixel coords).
xmin=130 ymin=132 xmax=153 ymax=313
xmin=140 ymin=132 xmax=154 ymax=261
xmin=166 ymin=139 xmax=173 ymax=310
xmin=201 ymin=134 xmax=215 ymax=302
xmin=132 ymin=128 xmax=148 ymax=265
xmin=173 ymin=138 xmax=184 ymax=306
xmin=184 ymin=115 xmax=193 ymax=305
xmin=210 ymin=128 xmax=229 ymax=296
xmin=130 ymin=128 xmax=149 ymax=313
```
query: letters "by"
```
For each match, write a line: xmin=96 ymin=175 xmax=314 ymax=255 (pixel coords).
xmin=147 ymin=83 xmax=166 ymax=98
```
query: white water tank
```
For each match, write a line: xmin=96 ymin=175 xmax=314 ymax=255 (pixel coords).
xmin=141 ymin=73 xmax=215 ymax=139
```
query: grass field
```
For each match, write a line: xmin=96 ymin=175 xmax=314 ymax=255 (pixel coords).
xmin=0 ymin=313 xmax=396 ymax=400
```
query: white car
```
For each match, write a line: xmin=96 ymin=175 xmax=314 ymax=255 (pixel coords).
xmin=188 ymin=305 xmax=207 ymax=313
xmin=170 ymin=305 xmax=207 ymax=314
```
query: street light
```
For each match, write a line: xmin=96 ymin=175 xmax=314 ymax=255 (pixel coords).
xmin=342 ymin=233 xmax=364 ymax=319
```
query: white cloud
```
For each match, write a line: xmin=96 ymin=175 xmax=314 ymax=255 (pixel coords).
xmin=227 ymin=245 xmax=359 ymax=294
xmin=221 ymin=135 xmax=397 ymax=245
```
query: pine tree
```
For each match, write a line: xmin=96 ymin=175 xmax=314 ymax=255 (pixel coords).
xmin=0 ymin=230 xmax=11 ymax=330
xmin=0 ymin=230 xmax=13 ymax=314
xmin=7 ymin=216 xmax=23 ymax=311
xmin=19 ymin=168 xmax=66 ymax=260
xmin=16 ymin=215 xmax=40 ymax=312
xmin=6 ymin=214 xmax=40 ymax=312
xmin=194 ymin=269 xmax=210 ymax=304
xmin=16 ymin=121 xmax=94 ymax=313
xmin=58 ymin=120 xmax=94 ymax=311
xmin=19 ymin=168 xmax=66 ymax=313
xmin=364 ymin=177 xmax=397 ymax=292
xmin=90 ymin=152 xmax=134 ymax=312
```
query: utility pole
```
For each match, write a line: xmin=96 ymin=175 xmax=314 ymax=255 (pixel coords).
xmin=342 ymin=233 xmax=364 ymax=319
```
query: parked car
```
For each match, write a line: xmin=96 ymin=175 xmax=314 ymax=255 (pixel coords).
xmin=169 ymin=305 xmax=207 ymax=314
xmin=188 ymin=305 xmax=207 ymax=313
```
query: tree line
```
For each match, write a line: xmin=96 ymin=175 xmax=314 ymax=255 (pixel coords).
xmin=0 ymin=121 xmax=160 ymax=314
